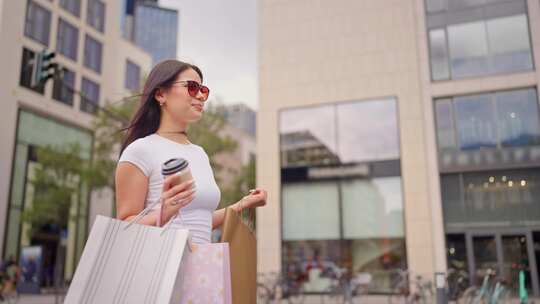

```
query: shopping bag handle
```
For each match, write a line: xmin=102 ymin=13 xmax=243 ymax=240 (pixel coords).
xmin=123 ymin=199 xmax=193 ymax=250
xmin=123 ymin=199 xmax=161 ymax=230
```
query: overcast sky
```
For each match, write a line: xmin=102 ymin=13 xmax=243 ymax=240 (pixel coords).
xmin=159 ymin=0 xmax=259 ymax=109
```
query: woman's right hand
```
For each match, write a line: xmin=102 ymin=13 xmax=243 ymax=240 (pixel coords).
xmin=160 ymin=176 xmax=196 ymax=221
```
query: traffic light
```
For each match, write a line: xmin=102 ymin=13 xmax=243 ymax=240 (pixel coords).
xmin=31 ymin=49 xmax=57 ymax=88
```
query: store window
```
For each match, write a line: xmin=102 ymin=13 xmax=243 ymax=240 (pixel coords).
xmin=280 ymin=98 xmax=406 ymax=293
xmin=434 ymin=88 xmax=540 ymax=170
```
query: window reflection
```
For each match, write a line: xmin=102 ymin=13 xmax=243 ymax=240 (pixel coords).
xmin=282 ymin=182 xmax=340 ymax=241
xmin=435 ymin=99 xmax=457 ymax=151
xmin=448 ymin=21 xmax=490 ymax=79
xmin=488 ymin=15 xmax=533 ymax=74
xmin=341 ymin=177 xmax=404 ymax=239
xmin=280 ymin=105 xmax=338 ymax=167
xmin=429 ymin=13 xmax=533 ymax=80
xmin=454 ymin=94 xmax=497 ymax=150
xmin=282 ymin=238 xmax=406 ymax=293
xmin=496 ymin=89 xmax=540 ymax=147
xmin=435 ymin=88 xmax=540 ymax=153
xmin=337 ymin=99 xmax=399 ymax=163
xmin=429 ymin=29 xmax=450 ymax=81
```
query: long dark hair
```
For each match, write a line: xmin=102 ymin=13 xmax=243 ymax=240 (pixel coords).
xmin=120 ymin=59 xmax=203 ymax=153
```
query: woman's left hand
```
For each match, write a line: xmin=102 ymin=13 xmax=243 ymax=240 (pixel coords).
xmin=237 ymin=188 xmax=267 ymax=210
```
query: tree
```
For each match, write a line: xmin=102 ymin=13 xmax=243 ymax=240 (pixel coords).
xmin=22 ymin=144 xmax=87 ymax=239
xmin=220 ymin=156 xmax=256 ymax=209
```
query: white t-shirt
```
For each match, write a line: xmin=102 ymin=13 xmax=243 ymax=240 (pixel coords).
xmin=118 ymin=133 xmax=221 ymax=244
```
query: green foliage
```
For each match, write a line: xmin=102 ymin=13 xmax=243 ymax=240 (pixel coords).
xmin=88 ymin=97 xmax=138 ymax=191
xmin=219 ymin=156 xmax=256 ymax=209
xmin=187 ymin=103 xmax=238 ymax=176
xmin=22 ymin=144 xmax=87 ymax=238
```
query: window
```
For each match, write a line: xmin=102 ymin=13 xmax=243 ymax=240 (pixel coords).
xmin=336 ymin=100 xmax=400 ymax=163
xmin=429 ymin=29 xmax=450 ymax=80
xmin=24 ymin=1 xmax=51 ymax=46
xmin=80 ymin=78 xmax=99 ymax=114
xmin=441 ymin=169 xmax=540 ymax=229
xmin=426 ymin=0 xmax=533 ymax=80
xmin=447 ymin=21 xmax=490 ymax=79
xmin=19 ymin=48 xmax=45 ymax=94
xmin=435 ymin=88 xmax=540 ymax=170
xmin=487 ymin=15 xmax=532 ymax=73
xmin=59 ymin=0 xmax=81 ymax=17
xmin=280 ymin=98 xmax=406 ymax=293
xmin=125 ymin=60 xmax=141 ymax=91
xmin=56 ymin=19 xmax=79 ymax=61
xmin=435 ymin=88 xmax=540 ymax=151
xmin=282 ymin=182 xmax=341 ymax=240
xmin=52 ymin=68 xmax=75 ymax=106
xmin=84 ymin=35 xmax=102 ymax=73
xmin=87 ymin=0 xmax=105 ymax=32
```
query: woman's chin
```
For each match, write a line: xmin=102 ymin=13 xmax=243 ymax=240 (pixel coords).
xmin=187 ymin=112 xmax=203 ymax=122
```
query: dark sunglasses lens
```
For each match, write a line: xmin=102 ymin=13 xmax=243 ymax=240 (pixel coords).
xmin=186 ymin=81 xmax=199 ymax=97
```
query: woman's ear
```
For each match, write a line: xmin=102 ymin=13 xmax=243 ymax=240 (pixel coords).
xmin=154 ymin=88 xmax=166 ymax=106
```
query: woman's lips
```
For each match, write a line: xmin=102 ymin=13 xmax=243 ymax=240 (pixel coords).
xmin=192 ymin=104 xmax=203 ymax=112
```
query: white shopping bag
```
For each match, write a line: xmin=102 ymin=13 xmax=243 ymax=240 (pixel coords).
xmin=64 ymin=215 xmax=190 ymax=304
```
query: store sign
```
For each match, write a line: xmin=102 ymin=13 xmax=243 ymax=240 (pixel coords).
xmin=308 ymin=164 xmax=369 ymax=179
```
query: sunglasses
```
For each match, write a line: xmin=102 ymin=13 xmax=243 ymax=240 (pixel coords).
xmin=172 ymin=80 xmax=210 ymax=101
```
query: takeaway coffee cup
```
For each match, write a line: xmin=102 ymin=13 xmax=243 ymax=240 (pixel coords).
xmin=161 ymin=158 xmax=193 ymax=187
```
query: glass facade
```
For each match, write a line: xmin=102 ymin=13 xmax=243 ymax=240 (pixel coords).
xmin=435 ymin=88 xmax=540 ymax=171
xmin=436 ymin=87 xmax=540 ymax=296
xmin=426 ymin=0 xmax=533 ymax=80
xmin=134 ymin=4 xmax=178 ymax=65
xmin=24 ymin=0 xmax=51 ymax=46
xmin=4 ymin=110 xmax=92 ymax=282
xmin=280 ymin=98 xmax=406 ymax=294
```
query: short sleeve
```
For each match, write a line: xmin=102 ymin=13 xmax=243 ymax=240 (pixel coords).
xmin=118 ymin=139 xmax=152 ymax=177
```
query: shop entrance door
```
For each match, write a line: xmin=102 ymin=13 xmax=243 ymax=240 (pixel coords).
xmin=466 ymin=230 xmax=540 ymax=297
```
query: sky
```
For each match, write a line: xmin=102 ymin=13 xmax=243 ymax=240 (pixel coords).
xmin=159 ymin=0 xmax=259 ymax=109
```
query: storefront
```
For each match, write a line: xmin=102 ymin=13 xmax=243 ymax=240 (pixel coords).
xmin=4 ymin=109 xmax=93 ymax=286
xmin=435 ymin=88 xmax=540 ymax=296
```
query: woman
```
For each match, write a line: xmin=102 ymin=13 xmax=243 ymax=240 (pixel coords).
xmin=115 ymin=59 xmax=267 ymax=244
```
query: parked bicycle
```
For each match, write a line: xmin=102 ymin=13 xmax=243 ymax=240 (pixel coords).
xmin=257 ymin=271 xmax=305 ymax=304
xmin=322 ymin=267 xmax=371 ymax=304
xmin=459 ymin=268 xmax=510 ymax=304
xmin=446 ymin=267 xmax=470 ymax=301
xmin=387 ymin=269 xmax=433 ymax=304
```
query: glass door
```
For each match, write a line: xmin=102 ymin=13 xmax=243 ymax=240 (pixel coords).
xmin=467 ymin=231 xmax=540 ymax=297
xmin=471 ymin=235 xmax=499 ymax=286
xmin=501 ymin=234 xmax=531 ymax=297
